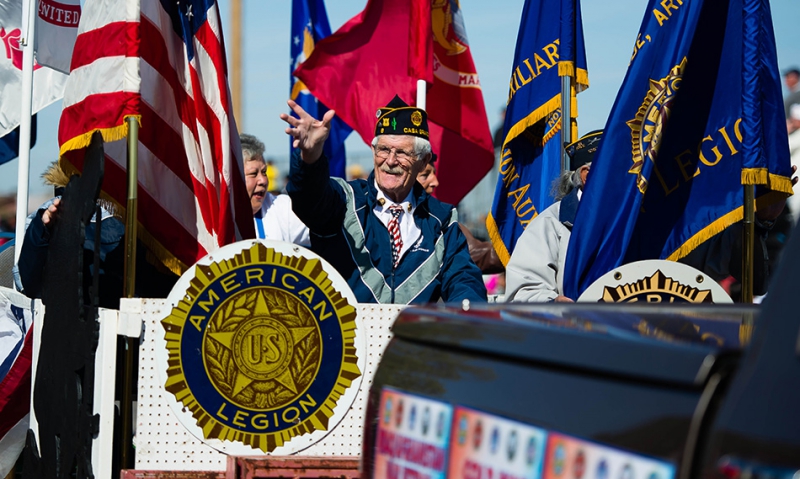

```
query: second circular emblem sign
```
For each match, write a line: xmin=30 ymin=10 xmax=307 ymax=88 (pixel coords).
xmin=157 ymin=240 xmax=365 ymax=455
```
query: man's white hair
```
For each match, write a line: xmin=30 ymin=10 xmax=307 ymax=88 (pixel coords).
xmin=551 ymin=163 xmax=590 ymax=201
xmin=371 ymin=135 xmax=432 ymax=160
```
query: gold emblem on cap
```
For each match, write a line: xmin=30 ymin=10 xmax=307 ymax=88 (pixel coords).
xmin=382 ymin=118 xmax=390 ymax=127
xmin=411 ymin=111 xmax=423 ymax=127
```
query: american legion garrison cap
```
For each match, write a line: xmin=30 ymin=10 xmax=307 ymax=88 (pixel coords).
xmin=375 ymin=95 xmax=429 ymax=140
xmin=566 ymin=130 xmax=603 ymax=171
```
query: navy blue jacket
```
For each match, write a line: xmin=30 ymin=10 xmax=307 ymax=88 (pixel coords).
xmin=287 ymin=152 xmax=487 ymax=304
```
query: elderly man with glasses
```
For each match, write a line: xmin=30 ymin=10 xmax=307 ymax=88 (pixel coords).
xmin=280 ymin=95 xmax=486 ymax=304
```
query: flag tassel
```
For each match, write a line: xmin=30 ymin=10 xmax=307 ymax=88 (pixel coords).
xmin=59 ymin=116 xmax=142 ymax=157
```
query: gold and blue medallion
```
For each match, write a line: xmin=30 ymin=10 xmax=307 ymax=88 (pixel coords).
xmin=159 ymin=240 xmax=363 ymax=454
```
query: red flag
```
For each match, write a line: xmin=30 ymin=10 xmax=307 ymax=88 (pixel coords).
xmin=295 ymin=0 xmax=493 ymax=205
xmin=427 ymin=1 xmax=494 ymax=204
xmin=58 ymin=0 xmax=254 ymax=274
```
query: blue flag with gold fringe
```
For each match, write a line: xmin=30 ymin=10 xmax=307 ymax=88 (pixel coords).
xmin=290 ymin=0 xmax=351 ymax=178
xmin=563 ymin=0 xmax=793 ymax=300
xmin=486 ymin=0 xmax=588 ymax=265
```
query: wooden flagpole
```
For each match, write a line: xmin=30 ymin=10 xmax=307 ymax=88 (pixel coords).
xmin=741 ymin=184 xmax=755 ymax=304
xmin=120 ymin=116 xmax=139 ymax=469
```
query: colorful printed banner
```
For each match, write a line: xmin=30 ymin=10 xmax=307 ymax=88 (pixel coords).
xmin=543 ymin=433 xmax=675 ymax=479
xmin=449 ymin=406 xmax=548 ymax=479
xmin=374 ymin=388 xmax=453 ymax=479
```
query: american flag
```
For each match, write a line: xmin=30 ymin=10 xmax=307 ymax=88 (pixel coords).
xmin=58 ymin=0 xmax=254 ymax=273
xmin=0 ymin=293 xmax=33 ymax=477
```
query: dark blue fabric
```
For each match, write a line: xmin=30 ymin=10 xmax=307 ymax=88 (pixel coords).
xmin=563 ymin=0 xmax=791 ymax=299
xmin=16 ymin=202 xmax=177 ymax=309
xmin=290 ymin=0 xmax=351 ymax=178
xmin=0 ymin=115 xmax=37 ymax=166
xmin=558 ymin=188 xmax=580 ymax=228
xmin=160 ymin=0 xmax=214 ymax=60
xmin=488 ymin=0 xmax=588 ymax=262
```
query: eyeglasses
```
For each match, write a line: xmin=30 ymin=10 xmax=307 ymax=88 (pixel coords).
xmin=373 ymin=145 xmax=417 ymax=162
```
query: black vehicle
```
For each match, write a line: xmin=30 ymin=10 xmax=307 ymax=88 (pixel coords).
xmin=361 ymin=237 xmax=800 ymax=478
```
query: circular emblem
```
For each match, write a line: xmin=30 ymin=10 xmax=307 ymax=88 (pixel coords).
xmin=526 ymin=436 xmax=538 ymax=466
xmin=473 ymin=420 xmax=483 ymax=450
xmin=620 ymin=464 xmax=634 ymax=479
xmin=597 ymin=460 xmax=609 ymax=479
xmin=490 ymin=427 xmax=500 ymax=454
xmin=383 ymin=397 xmax=393 ymax=425
xmin=437 ymin=411 xmax=446 ymax=439
xmin=626 ymin=58 xmax=686 ymax=194
xmin=507 ymin=430 xmax=518 ymax=461
xmin=396 ymin=400 xmax=404 ymax=427
xmin=158 ymin=240 xmax=363 ymax=455
xmin=411 ymin=110 xmax=423 ymax=127
xmin=578 ymin=260 xmax=732 ymax=304
xmin=457 ymin=415 xmax=468 ymax=445
xmin=574 ymin=450 xmax=586 ymax=479
xmin=553 ymin=443 xmax=566 ymax=476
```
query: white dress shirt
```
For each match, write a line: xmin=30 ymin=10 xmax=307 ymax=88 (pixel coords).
xmin=373 ymin=184 xmax=421 ymax=260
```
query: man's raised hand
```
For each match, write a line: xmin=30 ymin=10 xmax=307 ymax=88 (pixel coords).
xmin=280 ymin=100 xmax=336 ymax=164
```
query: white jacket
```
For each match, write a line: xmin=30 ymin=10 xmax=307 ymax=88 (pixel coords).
xmin=254 ymin=193 xmax=310 ymax=246
xmin=505 ymin=200 xmax=570 ymax=302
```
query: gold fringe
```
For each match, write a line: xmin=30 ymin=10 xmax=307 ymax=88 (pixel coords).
xmin=558 ymin=61 xmax=575 ymax=77
xmin=741 ymin=168 xmax=767 ymax=184
xmin=768 ymin=173 xmax=794 ymax=194
xmin=556 ymin=63 xmax=590 ymax=89
xmin=501 ymin=95 xmax=561 ymax=150
xmin=666 ymin=190 xmax=789 ymax=261
xmin=666 ymin=207 xmax=743 ymax=261
xmin=58 ymin=157 xmax=187 ymax=276
xmin=42 ymin=161 xmax=71 ymax=188
xmin=741 ymin=168 xmax=794 ymax=194
xmin=739 ymin=323 xmax=753 ymax=346
xmin=58 ymin=115 xmax=142 ymax=157
xmin=575 ymin=68 xmax=589 ymax=90
xmin=485 ymin=213 xmax=511 ymax=267
xmin=541 ymin=117 xmax=562 ymax=145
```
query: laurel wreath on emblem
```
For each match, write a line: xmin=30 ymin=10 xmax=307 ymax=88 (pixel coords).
xmin=161 ymin=242 xmax=361 ymax=453
xmin=204 ymin=288 xmax=321 ymax=410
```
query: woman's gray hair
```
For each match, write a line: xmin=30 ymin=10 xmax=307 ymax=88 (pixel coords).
xmin=371 ymin=135 xmax=432 ymax=160
xmin=240 ymin=133 xmax=265 ymax=162
xmin=551 ymin=163 xmax=590 ymax=201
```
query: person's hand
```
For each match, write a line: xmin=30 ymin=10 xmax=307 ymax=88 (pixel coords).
xmin=554 ymin=295 xmax=574 ymax=303
xmin=756 ymin=165 xmax=798 ymax=222
xmin=42 ymin=198 xmax=62 ymax=228
xmin=279 ymin=100 xmax=335 ymax=164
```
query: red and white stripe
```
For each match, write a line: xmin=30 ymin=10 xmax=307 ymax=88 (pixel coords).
xmin=0 ymin=331 xmax=32 ymax=477
xmin=58 ymin=0 xmax=253 ymax=271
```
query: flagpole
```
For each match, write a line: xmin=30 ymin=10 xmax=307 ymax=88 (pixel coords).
xmin=14 ymin=0 xmax=37 ymax=263
xmin=230 ymin=0 xmax=242 ymax=126
xmin=560 ymin=76 xmax=571 ymax=173
xmin=120 ymin=116 xmax=139 ymax=469
xmin=416 ymin=79 xmax=426 ymax=110
xmin=741 ymin=184 xmax=755 ymax=304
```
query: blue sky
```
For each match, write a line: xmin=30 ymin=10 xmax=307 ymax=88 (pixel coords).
xmin=4 ymin=0 xmax=800 ymax=198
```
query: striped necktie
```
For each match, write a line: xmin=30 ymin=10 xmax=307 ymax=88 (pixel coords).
xmin=387 ymin=205 xmax=404 ymax=268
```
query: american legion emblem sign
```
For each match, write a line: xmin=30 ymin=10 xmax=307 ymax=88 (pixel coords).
xmin=157 ymin=240 xmax=364 ymax=455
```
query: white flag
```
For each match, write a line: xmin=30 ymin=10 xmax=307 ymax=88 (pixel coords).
xmin=35 ymin=0 xmax=80 ymax=73
xmin=0 ymin=0 xmax=67 ymax=137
